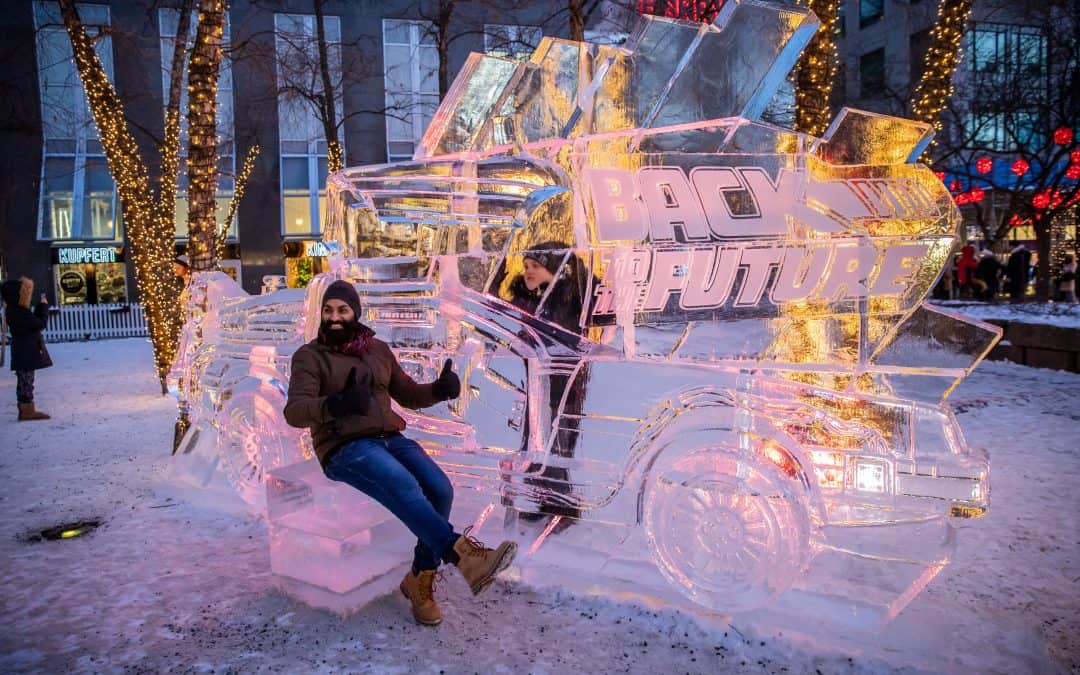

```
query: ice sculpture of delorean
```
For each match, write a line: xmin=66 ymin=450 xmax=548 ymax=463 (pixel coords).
xmin=170 ymin=0 xmax=998 ymax=621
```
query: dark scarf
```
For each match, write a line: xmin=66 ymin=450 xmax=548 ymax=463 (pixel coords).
xmin=319 ymin=322 xmax=376 ymax=358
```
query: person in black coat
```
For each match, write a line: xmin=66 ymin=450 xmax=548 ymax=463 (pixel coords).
xmin=974 ymin=250 xmax=1002 ymax=301
xmin=1 ymin=277 xmax=52 ymax=420
xmin=1004 ymin=241 xmax=1031 ymax=302
xmin=499 ymin=243 xmax=593 ymax=528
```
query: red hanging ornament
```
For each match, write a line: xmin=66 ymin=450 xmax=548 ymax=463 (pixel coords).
xmin=949 ymin=179 xmax=963 ymax=192
xmin=969 ymin=186 xmax=985 ymax=202
xmin=1009 ymin=214 xmax=1023 ymax=226
xmin=1071 ymin=149 xmax=1080 ymax=165
xmin=1010 ymin=159 xmax=1030 ymax=176
xmin=1053 ymin=127 xmax=1073 ymax=145
xmin=1066 ymin=164 xmax=1080 ymax=180
xmin=1032 ymin=190 xmax=1050 ymax=209
xmin=975 ymin=157 xmax=993 ymax=174
xmin=955 ymin=192 xmax=971 ymax=205
xmin=934 ymin=171 xmax=946 ymax=182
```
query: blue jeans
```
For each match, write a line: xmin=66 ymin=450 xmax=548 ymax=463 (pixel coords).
xmin=323 ymin=434 xmax=459 ymax=572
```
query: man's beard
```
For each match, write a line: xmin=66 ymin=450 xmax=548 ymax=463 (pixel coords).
xmin=320 ymin=320 xmax=359 ymax=345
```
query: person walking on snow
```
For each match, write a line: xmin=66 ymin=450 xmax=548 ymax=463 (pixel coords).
xmin=284 ymin=280 xmax=517 ymax=626
xmin=1 ymin=277 xmax=52 ymax=421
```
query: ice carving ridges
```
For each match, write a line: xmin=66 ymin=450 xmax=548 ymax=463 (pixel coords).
xmin=171 ymin=0 xmax=997 ymax=627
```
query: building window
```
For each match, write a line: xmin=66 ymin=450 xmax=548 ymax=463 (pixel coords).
xmin=909 ymin=28 xmax=932 ymax=89
xmin=968 ymin=23 xmax=1046 ymax=79
xmin=484 ymin=24 xmax=541 ymax=61
xmin=383 ymin=19 xmax=438 ymax=162
xmin=859 ymin=48 xmax=885 ymax=98
xmin=33 ymin=2 xmax=117 ymax=242
xmin=159 ymin=9 xmax=236 ymax=242
xmin=275 ymin=13 xmax=343 ymax=236
xmin=858 ymin=0 xmax=883 ymax=29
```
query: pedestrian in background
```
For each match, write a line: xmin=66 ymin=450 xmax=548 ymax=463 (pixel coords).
xmin=1 ymin=277 xmax=52 ymax=420
xmin=1005 ymin=241 xmax=1031 ymax=302
xmin=1059 ymin=255 xmax=1077 ymax=303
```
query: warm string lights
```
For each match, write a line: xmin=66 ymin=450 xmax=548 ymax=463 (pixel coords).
xmin=794 ymin=0 xmax=839 ymax=137
xmin=327 ymin=140 xmax=344 ymax=175
xmin=911 ymin=0 xmax=973 ymax=145
xmin=58 ymin=0 xmax=181 ymax=391
xmin=185 ymin=0 xmax=227 ymax=272
xmin=217 ymin=144 xmax=259 ymax=259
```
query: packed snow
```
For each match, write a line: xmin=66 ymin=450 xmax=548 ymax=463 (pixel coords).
xmin=931 ymin=300 xmax=1080 ymax=329
xmin=1 ymin=338 xmax=1077 ymax=674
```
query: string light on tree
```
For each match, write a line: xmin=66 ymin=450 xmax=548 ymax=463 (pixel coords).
xmin=911 ymin=0 xmax=973 ymax=146
xmin=58 ymin=0 xmax=181 ymax=390
xmin=794 ymin=0 xmax=840 ymax=137
xmin=217 ymin=144 xmax=260 ymax=259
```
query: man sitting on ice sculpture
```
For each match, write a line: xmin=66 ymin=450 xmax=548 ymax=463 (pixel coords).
xmin=283 ymin=280 xmax=518 ymax=625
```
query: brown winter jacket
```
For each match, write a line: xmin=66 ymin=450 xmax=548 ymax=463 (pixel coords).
xmin=283 ymin=336 xmax=439 ymax=465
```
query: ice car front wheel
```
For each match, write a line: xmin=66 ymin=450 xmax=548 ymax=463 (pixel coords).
xmin=644 ymin=449 xmax=811 ymax=613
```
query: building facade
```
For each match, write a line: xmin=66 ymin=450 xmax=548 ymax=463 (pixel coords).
xmin=0 ymin=0 xmax=577 ymax=302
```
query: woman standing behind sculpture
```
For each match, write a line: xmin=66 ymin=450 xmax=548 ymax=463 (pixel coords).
xmin=503 ymin=243 xmax=591 ymax=527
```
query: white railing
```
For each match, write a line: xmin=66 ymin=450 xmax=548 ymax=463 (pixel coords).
xmin=44 ymin=303 xmax=149 ymax=342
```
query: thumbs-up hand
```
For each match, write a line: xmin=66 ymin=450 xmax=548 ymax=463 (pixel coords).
xmin=325 ymin=367 xmax=372 ymax=418
xmin=432 ymin=358 xmax=461 ymax=401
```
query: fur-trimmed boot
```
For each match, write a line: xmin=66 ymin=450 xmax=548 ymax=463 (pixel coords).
xmin=400 ymin=569 xmax=442 ymax=626
xmin=452 ymin=527 xmax=518 ymax=595
xmin=18 ymin=402 xmax=50 ymax=421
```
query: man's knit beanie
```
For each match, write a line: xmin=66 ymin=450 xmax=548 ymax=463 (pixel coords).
xmin=322 ymin=280 xmax=362 ymax=320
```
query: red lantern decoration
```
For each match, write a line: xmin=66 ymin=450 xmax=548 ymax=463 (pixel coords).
xmin=969 ymin=186 xmax=985 ymax=202
xmin=1071 ymin=149 xmax=1080 ymax=164
xmin=975 ymin=157 xmax=993 ymax=174
xmin=949 ymin=179 xmax=963 ymax=192
xmin=955 ymin=193 xmax=970 ymax=205
xmin=1032 ymin=190 xmax=1050 ymax=209
xmin=1053 ymin=127 xmax=1073 ymax=145
xmin=1010 ymin=159 xmax=1030 ymax=176
xmin=1066 ymin=164 xmax=1080 ymax=180
xmin=934 ymin=171 xmax=946 ymax=182
xmin=1009 ymin=214 xmax=1023 ymax=226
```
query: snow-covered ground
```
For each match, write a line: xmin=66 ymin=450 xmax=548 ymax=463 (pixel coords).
xmin=931 ymin=299 xmax=1080 ymax=329
xmin=1 ymin=338 xmax=1077 ymax=674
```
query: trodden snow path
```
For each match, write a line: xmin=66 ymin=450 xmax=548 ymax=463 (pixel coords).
xmin=1 ymin=338 xmax=1077 ymax=674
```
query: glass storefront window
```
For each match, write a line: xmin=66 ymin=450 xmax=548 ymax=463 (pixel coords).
xmin=43 ymin=156 xmax=75 ymax=239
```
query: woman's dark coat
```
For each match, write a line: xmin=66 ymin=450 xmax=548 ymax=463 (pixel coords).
xmin=2 ymin=279 xmax=53 ymax=372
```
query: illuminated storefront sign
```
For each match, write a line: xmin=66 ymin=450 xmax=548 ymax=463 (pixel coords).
xmin=52 ymin=246 xmax=124 ymax=265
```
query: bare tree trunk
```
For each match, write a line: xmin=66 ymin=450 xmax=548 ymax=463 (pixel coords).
xmin=1035 ymin=224 xmax=1052 ymax=301
xmin=185 ymin=0 xmax=225 ymax=272
xmin=569 ymin=0 xmax=585 ymax=41
xmin=314 ymin=0 xmax=342 ymax=173
xmin=435 ymin=0 xmax=455 ymax=98
xmin=58 ymin=0 xmax=181 ymax=392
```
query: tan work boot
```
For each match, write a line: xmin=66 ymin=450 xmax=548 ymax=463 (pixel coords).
xmin=452 ymin=526 xmax=518 ymax=595
xmin=399 ymin=569 xmax=442 ymax=626
xmin=17 ymin=402 xmax=50 ymax=421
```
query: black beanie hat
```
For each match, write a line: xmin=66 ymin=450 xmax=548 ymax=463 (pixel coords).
xmin=523 ymin=241 xmax=568 ymax=276
xmin=322 ymin=280 xmax=362 ymax=320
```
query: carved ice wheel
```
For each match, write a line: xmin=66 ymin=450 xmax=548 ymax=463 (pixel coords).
xmin=217 ymin=377 xmax=310 ymax=507
xmin=645 ymin=450 xmax=810 ymax=613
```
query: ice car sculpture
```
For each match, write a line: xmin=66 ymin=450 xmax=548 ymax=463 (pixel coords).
xmin=169 ymin=0 xmax=998 ymax=625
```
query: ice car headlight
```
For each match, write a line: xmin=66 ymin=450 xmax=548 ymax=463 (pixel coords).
xmin=854 ymin=459 xmax=887 ymax=493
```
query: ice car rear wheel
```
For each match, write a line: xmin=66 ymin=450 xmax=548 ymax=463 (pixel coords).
xmin=645 ymin=450 xmax=811 ymax=613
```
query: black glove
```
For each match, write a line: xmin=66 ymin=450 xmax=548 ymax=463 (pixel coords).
xmin=325 ymin=367 xmax=372 ymax=418
xmin=431 ymin=358 xmax=461 ymax=401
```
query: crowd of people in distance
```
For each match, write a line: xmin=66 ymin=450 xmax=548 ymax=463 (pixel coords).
xmin=933 ymin=241 xmax=1077 ymax=304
